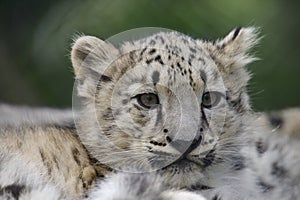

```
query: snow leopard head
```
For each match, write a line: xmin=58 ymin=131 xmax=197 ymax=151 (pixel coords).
xmin=71 ymin=27 xmax=259 ymax=188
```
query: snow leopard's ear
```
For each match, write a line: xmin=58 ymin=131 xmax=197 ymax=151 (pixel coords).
xmin=203 ymin=27 xmax=260 ymax=71
xmin=71 ymin=35 xmax=119 ymax=80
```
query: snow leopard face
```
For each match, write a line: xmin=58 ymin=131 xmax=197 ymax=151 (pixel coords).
xmin=71 ymin=27 xmax=259 ymax=188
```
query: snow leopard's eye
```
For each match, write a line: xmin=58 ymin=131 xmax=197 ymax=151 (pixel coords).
xmin=202 ymin=91 xmax=222 ymax=108
xmin=136 ymin=93 xmax=160 ymax=109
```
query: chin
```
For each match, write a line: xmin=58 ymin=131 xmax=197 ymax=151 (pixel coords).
xmin=159 ymin=160 xmax=204 ymax=188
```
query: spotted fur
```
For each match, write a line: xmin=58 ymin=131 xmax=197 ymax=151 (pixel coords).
xmin=71 ymin=27 xmax=300 ymax=200
xmin=71 ymin=27 xmax=259 ymax=199
xmin=1 ymin=27 xmax=300 ymax=200
xmin=71 ymin=27 xmax=259 ymax=187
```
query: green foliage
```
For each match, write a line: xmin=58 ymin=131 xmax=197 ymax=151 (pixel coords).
xmin=0 ymin=0 xmax=299 ymax=110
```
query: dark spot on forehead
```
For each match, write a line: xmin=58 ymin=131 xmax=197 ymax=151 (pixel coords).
xmin=189 ymin=47 xmax=196 ymax=53
xmin=152 ymin=71 xmax=160 ymax=85
xmin=176 ymin=62 xmax=182 ymax=70
xmin=154 ymin=55 xmax=164 ymax=65
xmin=190 ymin=54 xmax=195 ymax=60
xmin=146 ymin=58 xmax=153 ymax=65
xmin=149 ymin=48 xmax=156 ymax=55
xmin=140 ymin=47 xmax=147 ymax=56
xmin=198 ymin=57 xmax=205 ymax=65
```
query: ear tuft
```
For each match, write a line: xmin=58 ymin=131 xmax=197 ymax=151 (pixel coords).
xmin=232 ymin=26 xmax=242 ymax=41
xmin=203 ymin=27 xmax=261 ymax=70
xmin=71 ymin=35 xmax=118 ymax=79
xmin=217 ymin=26 xmax=261 ymax=57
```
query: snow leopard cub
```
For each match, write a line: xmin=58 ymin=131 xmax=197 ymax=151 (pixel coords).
xmin=72 ymin=27 xmax=300 ymax=200
xmin=1 ymin=26 xmax=299 ymax=200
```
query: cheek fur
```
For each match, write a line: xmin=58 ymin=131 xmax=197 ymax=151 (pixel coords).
xmin=108 ymin=132 xmax=131 ymax=150
xmin=129 ymin=106 xmax=151 ymax=126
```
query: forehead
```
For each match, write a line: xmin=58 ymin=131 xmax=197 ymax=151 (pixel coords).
xmin=119 ymin=32 xmax=222 ymax=92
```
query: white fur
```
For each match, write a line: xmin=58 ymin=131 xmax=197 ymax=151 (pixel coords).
xmin=87 ymin=172 xmax=206 ymax=200
xmin=0 ymin=104 xmax=73 ymax=126
xmin=17 ymin=185 xmax=61 ymax=200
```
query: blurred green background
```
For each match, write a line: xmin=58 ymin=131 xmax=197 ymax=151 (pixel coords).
xmin=0 ymin=0 xmax=299 ymax=111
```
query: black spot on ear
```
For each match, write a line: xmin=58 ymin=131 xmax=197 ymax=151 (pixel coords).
xmin=152 ymin=71 xmax=160 ymax=85
xmin=0 ymin=184 xmax=25 ymax=199
xmin=232 ymin=26 xmax=242 ymax=41
xmin=269 ymin=114 xmax=283 ymax=129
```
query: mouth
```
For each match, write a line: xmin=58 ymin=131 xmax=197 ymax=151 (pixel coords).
xmin=175 ymin=155 xmax=199 ymax=164
xmin=150 ymin=145 xmax=216 ymax=171
xmin=161 ymin=156 xmax=201 ymax=170
xmin=158 ymin=149 xmax=216 ymax=170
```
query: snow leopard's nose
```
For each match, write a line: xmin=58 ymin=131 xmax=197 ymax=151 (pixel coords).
xmin=166 ymin=131 xmax=202 ymax=154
